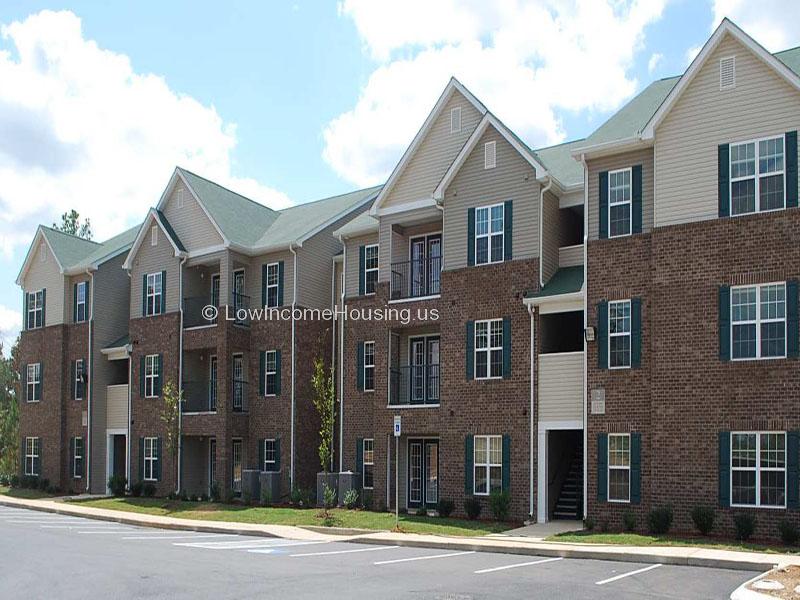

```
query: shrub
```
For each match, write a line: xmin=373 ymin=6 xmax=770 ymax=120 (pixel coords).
xmin=142 ymin=483 xmax=156 ymax=497
xmin=734 ymin=514 xmax=756 ymax=541
xmin=362 ymin=489 xmax=374 ymax=511
xmin=622 ymin=511 xmax=637 ymax=532
xmin=291 ymin=487 xmax=314 ymax=508
xmin=210 ymin=481 xmax=220 ymax=503
xmin=464 ymin=497 xmax=482 ymax=520
xmin=9 ymin=474 xmax=19 ymax=488
xmin=130 ymin=481 xmax=143 ymax=497
xmin=0 ymin=474 xmax=8 ymax=485
xmin=599 ymin=519 xmax=610 ymax=533
xmin=489 ymin=490 xmax=511 ymax=522
xmin=690 ymin=506 xmax=715 ymax=536
xmin=415 ymin=507 xmax=427 ymax=517
xmin=647 ymin=506 xmax=673 ymax=535
xmin=437 ymin=499 xmax=455 ymax=518
xmin=583 ymin=517 xmax=595 ymax=531
xmin=223 ymin=488 xmax=235 ymax=504
xmin=200 ymin=493 xmax=209 ymax=502
xmin=343 ymin=488 xmax=359 ymax=509
xmin=260 ymin=487 xmax=272 ymax=507
xmin=38 ymin=478 xmax=50 ymax=492
xmin=46 ymin=486 xmax=58 ymax=495
xmin=779 ymin=520 xmax=799 ymax=546
xmin=108 ymin=475 xmax=127 ymax=497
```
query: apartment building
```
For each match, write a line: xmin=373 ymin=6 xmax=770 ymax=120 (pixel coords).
xmin=17 ymin=166 xmax=378 ymax=497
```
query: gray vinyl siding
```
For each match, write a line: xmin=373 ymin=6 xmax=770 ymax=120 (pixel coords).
xmin=105 ymin=385 xmax=128 ymax=430
xmin=343 ymin=233 xmax=378 ymax=298
xmin=382 ymin=91 xmax=482 ymax=209
xmin=656 ymin=33 xmax=800 ymax=227
xmin=538 ymin=352 xmax=584 ymax=422
xmin=161 ymin=179 xmax=224 ymax=251
xmin=129 ymin=221 xmax=181 ymax=316
xmin=378 ymin=207 xmax=440 ymax=283
xmin=248 ymin=250 xmax=294 ymax=307
xmin=540 ymin=189 xmax=560 ymax=284
xmin=441 ymin=125 xmax=540 ymax=271
xmin=23 ymin=241 xmax=66 ymax=326
xmin=66 ymin=274 xmax=91 ymax=324
xmin=587 ymin=147 xmax=654 ymax=241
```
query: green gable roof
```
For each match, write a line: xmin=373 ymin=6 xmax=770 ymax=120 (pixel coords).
xmin=533 ymin=139 xmax=586 ymax=188
xmin=526 ymin=266 xmax=584 ymax=299
xmin=40 ymin=226 xmax=100 ymax=269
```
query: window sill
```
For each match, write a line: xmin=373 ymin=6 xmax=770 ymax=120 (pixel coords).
xmin=26 ymin=400 xmax=40 ymax=404
xmin=388 ymin=294 xmax=441 ymax=304
xmin=730 ymin=503 xmax=787 ymax=510
xmin=730 ymin=356 xmax=787 ymax=362
xmin=182 ymin=411 xmax=217 ymax=416
xmin=608 ymin=499 xmax=631 ymax=504
xmin=386 ymin=404 xmax=440 ymax=409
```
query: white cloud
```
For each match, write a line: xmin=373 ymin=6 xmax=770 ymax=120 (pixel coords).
xmin=648 ymin=52 xmax=663 ymax=74
xmin=685 ymin=45 xmax=702 ymax=65
xmin=0 ymin=304 xmax=20 ymax=355
xmin=0 ymin=10 xmax=290 ymax=257
xmin=326 ymin=0 xmax=668 ymax=186
xmin=712 ymin=0 xmax=800 ymax=52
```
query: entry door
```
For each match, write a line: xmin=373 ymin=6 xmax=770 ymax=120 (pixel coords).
xmin=209 ymin=356 xmax=218 ymax=412
xmin=407 ymin=439 xmax=439 ymax=509
xmin=427 ymin=236 xmax=441 ymax=295
xmin=232 ymin=355 xmax=243 ymax=411
xmin=426 ymin=338 xmax=440 ymax=402
xmin=409 ymin=235 xmax=442 ymax=297
xmin=112 ymin=435 xmax=126 ymax=478
xmin=210 ymin=274 xmax=220 ymax=307
xmin=409 ymin=338 xmax=426 ymax=403
xmin=209 ymin=438 xmax=217 ymax=493
xmin=233 ymin=270 xmax=245 ymax=305
xmin=232 ymin=439 xmax=242 ymax=494
xmin=410 ymin=238 xmax=426 ymax=297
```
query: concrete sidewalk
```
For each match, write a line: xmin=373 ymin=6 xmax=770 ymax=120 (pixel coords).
xmin=2 ymin=494 xmax=797 ymax=572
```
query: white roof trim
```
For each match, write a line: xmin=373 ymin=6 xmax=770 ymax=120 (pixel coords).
xmin=642 ymin=18 xmax=800 ymax=139
xmin=156 ymin=168 xmax=229 ymax=245
xmin=522 ymin=288 xmax=585 ymax=307
xmin=294 ymin=188 xmax=380 ymax=246
xmin=374 ymin=197 xmax=437 ymax=216
xmin=370 ymin=78 xmax=487 ymax=215
xmin=434 ymin=113 xmax=550 ymax=200
xmin=569 ymin=135 xmax=647 ymax=159
xmin=122 ymin=209 xmax=186 ymax=270
xmin=16 ymin=227 xmax=65 ymax=286
xmin=333 ymin=218 xmax=379 ymax=240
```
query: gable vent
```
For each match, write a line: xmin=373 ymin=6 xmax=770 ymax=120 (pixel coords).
xmin=484 ymin=141 xmax=496 ymax=169
xmin=720 ymin=56 xmax=735 ymax=90
xmin=450 ymin=106 xmax=462 ymax=133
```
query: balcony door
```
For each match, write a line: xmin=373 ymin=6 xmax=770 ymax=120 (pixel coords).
xmin=407 ymin=439 xmax=439 ymax=510
xmin=409 ymin=234 xmax=441 ymax=297
xmin=409 ymin=336 xmax=439 ymax=404
xmin=209 ymin=355 xmax=218 ymax=412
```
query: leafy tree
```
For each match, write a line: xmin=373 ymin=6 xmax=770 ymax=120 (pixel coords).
xmin=0 ymin=337 xmax=20 ymax=476
xmin=53 ymin=209 xmax=92 ymax=240
xmin=160 ymin=380 xmax=182 ymax=490
xmin=311 ymin=358 xmax=336 ymax=473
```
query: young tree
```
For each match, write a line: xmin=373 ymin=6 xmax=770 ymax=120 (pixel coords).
xmin=160 ymin=380 xmax=182 ymax=490
xmin=53 ymin=209 xmax=92 ymax=240
xmin=0 ymin=338 xmax=19 ymax=476
xmin=311 ymin=358 xmax=335 ymax=473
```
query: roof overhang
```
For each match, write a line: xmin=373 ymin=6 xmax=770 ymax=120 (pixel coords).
xmin=122 ymin=209 xmax=187 ymax=270
xmin=101 ymin=344 xmax=132 ymax=361
xmin=333 ymin=219 xmax=379 ymax=240
xmin=16 ymin=227 xmax=65 ymax=286
xmin=523 ymin=290 xmax=584 ymax=313
xmin=570 ymin=136 xmax=651 ymax=160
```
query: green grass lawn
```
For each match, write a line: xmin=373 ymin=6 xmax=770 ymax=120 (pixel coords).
xmin=547 ymin=530 xmax=799 ymax=555
xmin=69 ymin=497 xmax=513 ymax=537
xmin=0 ymin=485 xmax=53 ymax=500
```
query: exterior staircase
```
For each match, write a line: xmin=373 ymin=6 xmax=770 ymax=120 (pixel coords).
xmin=553 ymin=442 xmax=583 ymax=520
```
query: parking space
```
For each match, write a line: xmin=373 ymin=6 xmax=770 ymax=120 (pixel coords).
xmin=0 ymin=505 xmax=756 ymax=599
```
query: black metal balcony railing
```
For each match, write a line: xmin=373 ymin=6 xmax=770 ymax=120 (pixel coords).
xmin=183 ymin=296 xmax=216 ymax=328
xmin=181 ymin=380 xmax=217 ymax=413
xmin=232 ymin=379 xmax=248 ymax=412
xmin=232 ymin=292 xmax=250 ymax=326
xmin=389 ymin=364 xmax=440 ymax=406
xmin=390 ymin=257 xmax=441 ymax=301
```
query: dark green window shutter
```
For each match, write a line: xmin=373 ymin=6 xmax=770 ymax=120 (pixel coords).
xmin=787 ymin=280 xmax=799 ymax=358
xmin=156 ymin=354 xmax=163 ymax=396
xmin=261 ymin=264 xmax=267 ymax=307
xmin=277 ymin=261 xmax=285 ymax=306
xmin=786 ymin=131 xmax=798 ymax=208
xmin=69 ymin=438 xmax=75 ymax=478
xmin=23 ymin=292 xmax=28 ymax=331
xmin=258 ymin=439 xmax=265 ymax=471
xmin=630 ymin=433 xmax=641 ymax=504
xmin=718 ymin=431 xmax=730 ymax=507
xmin=35 ymin=441 xmax=41 ymax=477
xmin=358 ymin=246 xmax=366 ymax=296
xmin=274 ymin=350 xmax=281 ymax=394
xmin=467 ymin=207 xmax=476 ymax=266
xmin=138 ymin=437 xmax=144 ymax=482
xmin=502 ymin=317 xmax=511 ymax=378
xmin=632 ymin=165 xmax=643 ymax=234
xmin=73 ymin=283 xmax=78 ymax=323
xmin=503 ymin=200 xmax=513 ymax=260
xmin=501 ymin=434 xmax=511 ymax=492
xmin=464 ymin=435 xmax=474 ymax=495
xmin=139 ymin=356 xmax=145 ymax=398
xmin=719 ymin=286 xmax=731 ymax=361
xmin=599 ymin=171 xmax=609 ymax=239
xmin=356 ymin=342 xmax=364 ymax=391
xmin=596 ymin=302 xmax=608 ymax=369
xmin=466 ymin=321 xmax=474 ymax=380
xmin=718 ymin=144 xmax=730 ymax=218
xmin=259 ymin=351 xmax=266 ymax=396
xmin=274 ymin=438 xmax=281 ymax=472
xmin=787 ymin=431 xmax=799 ymax=509
xmin=39 ymin=363 xmax=43 ymax=400
xmin=160 ymin=271 xmax=166 ymax=313
xmin=356 ymin=438 xmax=364 ymax=475
xmin=597 ymin=433 xmax=608 ymax=502
xmin=631 ymin=298 xmax=642 ymax=368
xmin=71 ymin=361 xmax=76 ymax=400
xmin=21 ymin=363 xmax=27 ymax=401
xmin=41 ymin=288 xmax=46 ymax=326
xmin=142 ymin=274 xmax=147 ymax=316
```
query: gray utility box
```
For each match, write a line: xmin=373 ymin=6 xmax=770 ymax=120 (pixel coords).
xmin=337 ymin=471 xmax=362 ymax=505
xmin=241 ymin=470 xmax=261 ymax=500
xmin=317 ymin=472 xmax=339 ymax=507
xmin=241 ymin=470 xmax=282 ymax=504
xmin=317 ymin=471 xmax=362 ymax=507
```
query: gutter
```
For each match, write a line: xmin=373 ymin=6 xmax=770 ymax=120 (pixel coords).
xmin=177 ymin=255 xmax=186 ymax=494
xmin=289 ymin=243 xmax=298 ymax=492
xmin=330 ymin=256 xmax=337 ymax=473
xmin=526 ymin=303 xmax=535 ymax=520
xmin=86 ymin=268 xmax=95 ymax=492
xmin=538 ymin=177 xmax=554 ymax=289
xmin=337 ymin=236 xmax=346 ymax=473
xmin=580 ymin=153 xmax=589 ymax=521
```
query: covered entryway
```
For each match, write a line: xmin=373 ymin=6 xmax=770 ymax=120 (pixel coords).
xmin=106 ymin=428 xmax=127 ymax=493
xmin=407 ymin=438 xmax=439 ymax=511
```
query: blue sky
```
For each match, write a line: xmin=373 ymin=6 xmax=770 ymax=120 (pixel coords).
xmin=0 ymin=0 xmax=797 ymax=350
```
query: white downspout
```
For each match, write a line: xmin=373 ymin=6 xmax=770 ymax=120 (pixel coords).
xmin=581 ymin=153 xmax=589 ymax=521
xmin=338 ymin=237 xmax=346 ymax=474
xmin=177 ymin=255 xmax=186 ymax=493
xmin=126 ymin=269 xmax=132 ymax=490
xmin=330 ymin=259 xmax=337 ymax=474
xmin=539 ymin=177 xmax=554 ymax=288
xmin=86 ymin=269 xmax=94 ymax=492
xmin=527 ymin=303 xmax=535 ymax=521
xmin=289 ymin=243 xmax=298 ymax=491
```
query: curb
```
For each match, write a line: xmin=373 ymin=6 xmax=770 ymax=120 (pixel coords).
xmin=730 ymin=571 xmax=777 ymax=600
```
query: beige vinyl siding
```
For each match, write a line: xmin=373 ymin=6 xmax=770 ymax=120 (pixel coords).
xmin=540 ymin=190 xmax=560 ymax=283
xmin=249 ymin=250 xmax=294 ymax=307
xmin=559 ymin=245 xmax=584 ymax=267
xmin=382 ymin=91 xmax=482 ymax=209
xmin=106 ymin=385 xmax=128 ymax=429
xmin=538 ymin=352 xmax=583 ymax=421
xmin=587 ymin=147 xmax=654 ymax=241
xmin=343 ymin=234 xmax=378 ymax=298
xmin=656 ymin=34 xmax=800 ymax=227
xmin=378 ymin=206 xmax=440 ymax=283
xmin=65 ymin=275 xmax=91 ymax=324
xmin=161 ymin=179 xmax=224 ymax=251
xmin=441 ymin=125 xmax=540 ymax=271
xmin=23 ymin=240 xmax=66 ymax=326
xmin=129 ymin=220 xmax=181 ymax=316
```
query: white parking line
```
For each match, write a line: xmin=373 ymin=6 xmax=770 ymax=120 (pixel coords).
xmin=122 ymin=534 xmax=239 ymax=540
xmin=595 ymin=563 xmax=662 ymax=585
xmin=291 ymin=545 xmax=397 ymax=557
xmin=247 ymin=542 xmax=332 ymax=554
xmin=374 ymin=551 xmax=475 ymax=565
xmin=474 ymin=556 xmax=563 ymax=574
xmin=41 ymin=524 xmax=127 ymax=529
xmin=77 ymin=530 xmax=136 ymax=534
xmin=177 ymin=539 xmax=326 ymax=551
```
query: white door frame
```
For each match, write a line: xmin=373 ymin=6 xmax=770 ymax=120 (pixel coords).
xmin=537 ymin=420 xmax=582 ymax=524
xmin=106 ymin=428 xmax=127 ymax=494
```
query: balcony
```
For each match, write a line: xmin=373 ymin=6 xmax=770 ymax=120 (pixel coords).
xmin=231 ymin=292 xmax=250 ymax=326
xmin=184 ymin=296 xmax=216 ymax=329
xmin=389 ymin=364 xmax=440 ymax=406
xmin=181 ymin=380 xmax=216 ymax=413
xmin=558 ymin=244 xmax=583 ymax=268
xmin=232 ymin=379 xmax=248 ymax=412
xmin=390 ymin=257 xmax=441 ymax=301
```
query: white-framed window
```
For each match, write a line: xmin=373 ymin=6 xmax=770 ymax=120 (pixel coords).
xmin=473 ymin=435 xmax=502 ymax=495
xmin=731 ymin=432 xmax=786 ymax=508
xmin=363 ymin=439 xmax=374 ymax=489
xmin=144 ymin=354 xmax=159 ymax=398
xmin=150 ymin=225 xmax=158 ymax=246
xmin=74 ymin=359 xmax=85 ymax=400
xmin=363 ymin=245 xmax=378 ymax=295
xmin=363 ymin=341 xmax=375 ymax=392
xmin=608 ymin=300 xmax=631 ymax=369
xmin=608 ymin=433 xmax=631 ymax=502
xmin=143 ymin=437 xmax=157 ymax=481
xmin=608 ymin=168 xmax=632 ymax=238
xmin=26 ymin=290 xmax=44 ymax=329
xmin=265 ymin=262 xmax=280 ymax=308
xmin=146 ymin=272 xmax=163 ymax=316
xmin=24 ymin=437 xmax=40 ymax=476
xmin=263 ymin=439 xmax=276 ymax=471
xmin=730 ymin=135 xmax=785 ymax=216
xmin=75 ymin=281 xmax=87 ymax=323
xmin=264 ymin=350 xmax=277 ymax=396
xmin=474 ymin=319 xmax=503 ymax=379
xmin=450 ymin=106 xmax=462 ymax=133
xmin=475 ymin=203 xmax=504 ymax=265
xmin=731 ymin=283 xmax=786 ymax=360
xmin=73 ymin=437 xmax=83 ymax=479
xmin=484 ymin=141 xmax=496 ymax=169
xmin=26 ymin=363 xmax=41 ymax=403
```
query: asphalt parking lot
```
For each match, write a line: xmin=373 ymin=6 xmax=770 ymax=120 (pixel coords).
xmin=0 ymin=505 xmax=756 ymax=599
